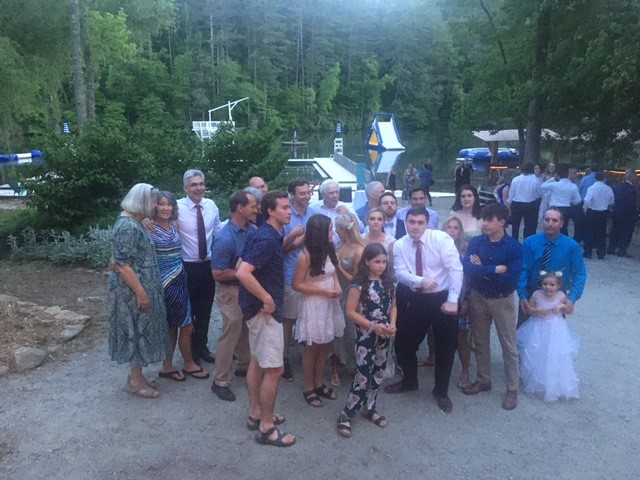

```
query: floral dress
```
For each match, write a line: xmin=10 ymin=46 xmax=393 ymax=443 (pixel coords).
xmin=108 ymin=216 xmax=169 ymax=366
xmin=339 ymin=279 xmax=394 ymax=420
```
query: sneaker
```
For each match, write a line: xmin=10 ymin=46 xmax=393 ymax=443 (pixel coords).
xmin=281 ymin=360 xmax=293 ymax=382
xmin=211 ymin=383 xmax=236 ymax=402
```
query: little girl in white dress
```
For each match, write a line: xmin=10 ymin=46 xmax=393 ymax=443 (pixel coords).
xmin=517 ymin=271 xmax=579 ymax=402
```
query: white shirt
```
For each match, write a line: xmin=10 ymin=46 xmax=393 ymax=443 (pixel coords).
xmin=311 ymin=200 xmax=364 ymax=242
xmin=583 ymin=181 xmax=614 ymax=212
xmin=394 ymin=229 xmax=463 ymax=304
xmin=508 ymin=173 xmax=541 ymax=203
xmin=396 ymin=206 xmax=439 ymax=230
xmin=540 ymin=178 xmax=581 ymax=207
xmin=177 ymin=196 xmax=221 ymax=261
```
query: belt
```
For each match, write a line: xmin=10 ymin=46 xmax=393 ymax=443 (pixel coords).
xmin=476 ymin=289 xmax=512 ymax=299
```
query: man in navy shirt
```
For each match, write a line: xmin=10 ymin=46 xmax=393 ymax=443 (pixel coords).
xmin=461 ymin=203 xmax=522 ymax=410
xmin=236 ymin=191 xmax=296 ymax=447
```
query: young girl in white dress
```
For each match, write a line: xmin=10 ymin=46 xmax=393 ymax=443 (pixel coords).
xmin=517 ymin=271 xmax=580 ymax=402
xmin=293 ymin=214 xmax=345 ymax=407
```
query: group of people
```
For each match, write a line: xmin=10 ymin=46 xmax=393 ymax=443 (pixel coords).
xmin=108 ymin=166 xmax=595 ymax=448
xmin=498 ymin=162 xmax=638 ymax=260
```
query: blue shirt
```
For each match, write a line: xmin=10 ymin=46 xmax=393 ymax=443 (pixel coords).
xmin=282 ymin=206 xmax=319 ymax=285
xmin=517 ymin=232 xmax=586 ymax=303
xmin=578 ymin=172 xmax=596 ymax=199
xmin=462 ymin=233 xmax=522 ymax=296
xmin=356 ymin=203 xmax=369 ymax=224
xmin=239 ymin=223 xmax=285 ymax=323
xmin=210 ymin=220 xmax=257 ymax=286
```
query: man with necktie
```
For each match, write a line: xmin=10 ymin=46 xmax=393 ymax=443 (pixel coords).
xmin=385 ymin=207 xmax=462 ymax=414
xmin=517 ymin=207 xmax=586 ymax=326
xmin=178 ymin=169 xmax=221 ymax=364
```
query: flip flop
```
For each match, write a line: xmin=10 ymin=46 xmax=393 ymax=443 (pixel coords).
xmin=159 ymin=370 xmax=186 ymax=382
xmin=182 ymin=367 xmax=210 ymax=379
xmin=127 ymin=380 xmax=160 ymax=399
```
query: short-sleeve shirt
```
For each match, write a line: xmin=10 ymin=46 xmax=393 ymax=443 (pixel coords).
xmin=282 ymin=205 xmax=318 ymax=285
xmin=211 ymin=220 xmax=257 ymax=286
xmin=239 ymin=223 xmax=285 ymax=323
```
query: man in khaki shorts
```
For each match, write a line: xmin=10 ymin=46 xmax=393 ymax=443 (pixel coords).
xmin=236 ymin=191 xmax=296 ymax=447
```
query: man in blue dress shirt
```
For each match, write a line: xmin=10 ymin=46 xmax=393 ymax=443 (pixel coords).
xmin=518 ymin=207 xmax=587 ymax=321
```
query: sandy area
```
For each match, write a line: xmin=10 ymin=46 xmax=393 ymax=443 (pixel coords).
xmin=1 ymin=196 xmax=639 ymax=480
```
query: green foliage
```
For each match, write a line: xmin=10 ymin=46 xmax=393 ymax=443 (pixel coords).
xmin=8 ymin=226 xmax=112 ymax=268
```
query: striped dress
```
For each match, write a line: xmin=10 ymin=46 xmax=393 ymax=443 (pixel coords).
xmin=150 ymin=223 xmax=192 ymax=329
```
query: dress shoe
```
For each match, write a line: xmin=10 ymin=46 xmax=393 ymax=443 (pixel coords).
xmin=384 ymin=381 xmax=418 ymax=394
xmin=502 ymin=390 xmax=518 ymax=410
xmin=211 ymin=383 xmax=236 ymax=402
xmin=198 ymin=349 xmax=216 ymax=364
xmin=433 ymin=392 xmax=453 ymax=413
xmin=462 ymin=382 xmax=492 ymax=395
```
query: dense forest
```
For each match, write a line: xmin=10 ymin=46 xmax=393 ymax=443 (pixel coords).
xmin=1 ymin=0 xmax=640 ymax=228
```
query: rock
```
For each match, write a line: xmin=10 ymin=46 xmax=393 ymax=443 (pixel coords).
xmin=54 ymin=311 xmax=90 ymax=325
xmin=0 ymin=365 xmax=9 ymax=376
xmin=43 ymin=306 xmax=63 ymax=316
xmin=13 ymin=347 xmax=47 ymax=371
xmin=77 ymin=296 xmax=105 ymax=305
xmin=59 ymin=324 xmax=86 ymax=341
xmin=47 ymin=344 xmax=62 ymax=354
xmin=0 ymin=294 xmax=19 ymax=305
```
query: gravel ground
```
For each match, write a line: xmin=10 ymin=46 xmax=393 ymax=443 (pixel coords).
xmin=1 ymin=197 xmax=639 ymax=480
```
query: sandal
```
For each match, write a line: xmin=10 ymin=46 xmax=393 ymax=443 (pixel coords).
xmin=128 ymin=380 xmax=160 ymax=399
xmin=255 ymin=426 xmax=296 ymax=447
xmin=331 ymin=369 xmax=341 ymax=387
xmin=336 ymin=418 xmax=352 ymax=438
xmin=303 ymin=390 xmax=322 ymax=407
xmin=246 ymin=414 xmax=286 ymax=431
xmin=362 ymin=410 xmax=387 ymax=428
xmin=315 ymin=384 xmax=337 ymax=400
xmin=159 ymin=370 xmax=186 ymax=382
xmin=182 ymin=367 xmax=210 ymax=380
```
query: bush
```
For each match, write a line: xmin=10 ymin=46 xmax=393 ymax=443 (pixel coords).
xmin=8 ymin=226 xmax=112 ymax=268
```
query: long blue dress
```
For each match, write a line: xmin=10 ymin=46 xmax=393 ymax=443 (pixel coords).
xmin=149 ymin=223 xmax=191 ymax=329
xmin=108 ymin=216 xmax=169 ymax=366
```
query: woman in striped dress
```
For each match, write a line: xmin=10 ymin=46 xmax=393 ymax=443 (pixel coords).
xmin=150 ymin=191 xmax=209 ymax=381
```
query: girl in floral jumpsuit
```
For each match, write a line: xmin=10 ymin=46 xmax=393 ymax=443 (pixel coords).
xmin=336 ymin=243 xmax=397 ymax=438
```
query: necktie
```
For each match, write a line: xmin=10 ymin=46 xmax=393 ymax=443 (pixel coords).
xmin=414 ymin=240 xmax=423 ymax=276
xmin=196 ymin=204 xmax=207 ymax=260
xmin=540 ymin=240 xmax=551 ymax=272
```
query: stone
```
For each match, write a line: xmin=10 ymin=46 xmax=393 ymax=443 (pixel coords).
xmin=43 ymin=306 xmax=63 ymax=316
xmin=13 ymin=347 xmax=47 ymax=371
xmin=54 ymin=311 xmax=90 ymax=325
xmin=0 ymin=365 xmax=9 ymax=376
xmin=0 ymin=294 xmax=19 ymax=305
xmin=77 ymin=296 xmax=105 ymax=305
xmin=47 ymin=344 xmax=62 ymax=354
xmin=59 ymin=324 xmax=86 ymax=341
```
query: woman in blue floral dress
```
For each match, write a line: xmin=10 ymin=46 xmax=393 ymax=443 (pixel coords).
xmin=336 ymin=243 xmax=397 ymax=438
xmin=108 ymin=183 xmax=169 ymax=398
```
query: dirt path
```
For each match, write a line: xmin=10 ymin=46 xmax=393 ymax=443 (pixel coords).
xmin=1 ymin=205 xmax=639 ymax=479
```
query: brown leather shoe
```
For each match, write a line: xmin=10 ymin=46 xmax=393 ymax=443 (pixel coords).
xmin=433 ymin=392 xmax=453 ymax=413
xmin=462 ymin=382 xmax=492 ymax=395
xmin=502 ymin=390 xmax=517 ymax=410
xmin=384 ymin=381 xmax=418 ymax=394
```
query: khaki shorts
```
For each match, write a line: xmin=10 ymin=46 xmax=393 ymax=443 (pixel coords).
xmin=283 ymin=284 xmax=300 ymax=320
xmin=246 ymin=312 xmax=284 ymax=369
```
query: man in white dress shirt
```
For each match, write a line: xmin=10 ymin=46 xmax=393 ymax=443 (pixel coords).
xmin=507 ymin=162 xmax=541 ymax=240
xmin=540 ymin=164 xmax=582 ymax=236
xmin=583 ymin=170 xmax=614 ymax=259
xmin=312 ymin=179 xmax=362 ymax=242
xmin=396 ymin=187 xmax=439 ymax=230
xmin=384 ymin=206 xmax=463 ymax=413
xmin=178 ymin=169 xmax=221 ymax=364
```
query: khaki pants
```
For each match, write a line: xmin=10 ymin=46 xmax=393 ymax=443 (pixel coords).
xmin=214 ymin=283 xmax=250 ymax=386
xmin=468 ymin=289 xmax=519 ymax=392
